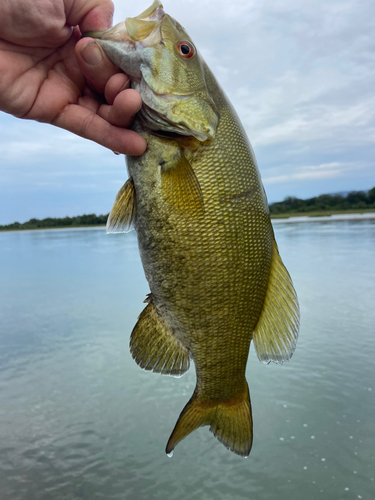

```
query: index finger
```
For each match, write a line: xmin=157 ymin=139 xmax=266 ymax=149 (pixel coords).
xmin=67 ymin=0 xmax=115 ymax=32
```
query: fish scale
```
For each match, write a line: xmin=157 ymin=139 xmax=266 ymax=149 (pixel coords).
xmin=86 ymin=0 xmax=299 ymax=457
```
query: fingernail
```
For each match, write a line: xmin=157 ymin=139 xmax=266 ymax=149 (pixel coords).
xmin=81 ymin=42 xmax=103 ymax=66
xmin=120 ymin=80 xmax=130 ymax=91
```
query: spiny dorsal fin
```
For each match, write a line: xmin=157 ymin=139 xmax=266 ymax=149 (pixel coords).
xmin=161 ymin=152 xmax=204 ymax=215
xmin=130 ymin=297 xmax=190 ymax=377
xmin=106 ymin=178 xmax=136 ymax=234
xmin=253 ymin=240 xmax=300 ymax=364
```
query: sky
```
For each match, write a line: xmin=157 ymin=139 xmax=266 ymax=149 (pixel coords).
xmin=1 ymin=0 xmax=374 ymax=224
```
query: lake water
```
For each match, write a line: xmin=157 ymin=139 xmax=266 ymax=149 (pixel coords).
xmin=0 ymin=220 xmax=374 ymax=500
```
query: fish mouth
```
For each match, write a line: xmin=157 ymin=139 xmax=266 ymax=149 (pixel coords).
xmin=82 ymin=0 xmax=165 ymax=43
xmin=82 ymin=1 xmax=218 ymax=141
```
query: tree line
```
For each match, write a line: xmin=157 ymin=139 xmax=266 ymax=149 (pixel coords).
xmin=269 ymin=187 xmax=375 ymax=215
xmin=0 ymin=213 xmax=108 ymax=231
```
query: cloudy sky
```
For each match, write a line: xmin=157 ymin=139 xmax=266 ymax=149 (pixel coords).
xmin=1 ymin=0 xmax=374 ymax=224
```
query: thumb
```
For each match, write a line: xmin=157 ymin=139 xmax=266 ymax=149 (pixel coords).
xmin=76 ymin=37 xmax=120 ymax=94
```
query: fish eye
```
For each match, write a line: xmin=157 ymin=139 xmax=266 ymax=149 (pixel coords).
xmin=177 ymin=41 xmax=195 ymax=59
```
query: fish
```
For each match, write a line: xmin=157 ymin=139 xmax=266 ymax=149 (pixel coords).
xmin=85 ymin=0 xmax=299 ymax=457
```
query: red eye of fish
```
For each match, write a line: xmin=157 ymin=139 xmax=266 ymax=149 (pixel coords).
xmin=177 ymin=41 xmax=195 ymax=59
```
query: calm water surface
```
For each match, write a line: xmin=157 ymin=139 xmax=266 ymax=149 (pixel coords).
xmin=0 ymin=221 xmax=374 ymax=500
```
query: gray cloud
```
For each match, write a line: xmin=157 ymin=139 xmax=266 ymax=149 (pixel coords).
xmin=0 ymin=0 xmax=374 ymax=223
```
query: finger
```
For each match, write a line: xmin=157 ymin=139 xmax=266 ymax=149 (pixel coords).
xmin=104 ymin=73 xmax=130 ymax=105
xmin=78 ymin=95 xmax=101 ymax=114
xmin=98 ymin=89 xmax=142 ymax=128
xmin=68 ymin=1 xmax=114 ymax=32
xmin=75 ymin=38 xmax=120 ymax=94
xmin=53 ymin=103 xmax=147 ymax=156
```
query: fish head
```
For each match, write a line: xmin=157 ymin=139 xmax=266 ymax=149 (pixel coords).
xmin=84 ymin=1 xmax=218 ymax=141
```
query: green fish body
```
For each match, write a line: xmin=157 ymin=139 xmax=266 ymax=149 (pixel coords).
xmin=87 ymin=0 xmax=299 ymax=457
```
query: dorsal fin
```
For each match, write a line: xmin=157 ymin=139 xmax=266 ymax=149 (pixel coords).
xmin=253 ymin=240 xmax=300 ymax=364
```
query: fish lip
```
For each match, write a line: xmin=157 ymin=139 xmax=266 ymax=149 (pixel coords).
xmin=81 ymin=5 xmax=166 ymax=81
xmin=82 ymin=22 xmax=131 ymax=43
xmin=135 ymin=0 xmax=165 ymax=21
xmin=82 ymin=1 xmax=165 ymax=42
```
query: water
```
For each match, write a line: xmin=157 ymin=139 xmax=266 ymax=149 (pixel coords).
xmin=0 ymin=221 xmax=374 ymax=500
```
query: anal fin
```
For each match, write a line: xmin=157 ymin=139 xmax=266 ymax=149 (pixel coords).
xmin=130 ymin=298 xmax=190 ymax=377
xmin=106 ymin=177 xmax=136 ymax=233
xmin=253 ymin=240 xmax=300 ymax=364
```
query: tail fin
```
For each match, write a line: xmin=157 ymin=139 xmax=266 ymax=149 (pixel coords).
xmin=166 ymin=383 xmax=253 ymax=457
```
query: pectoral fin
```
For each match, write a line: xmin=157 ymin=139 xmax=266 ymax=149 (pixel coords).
xmin=130 ymin=296 xmax=190 ymax=377
xmin=253 ymin=240 xmax=300 ymax=364
xmin=106 ymin=178 xmax=136 ymax=234
xmin=161 ymin=153 xmax=204 ymax=215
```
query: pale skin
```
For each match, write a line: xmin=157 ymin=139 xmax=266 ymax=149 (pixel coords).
xmin=0 ymin=0 xmax=147 ymax=156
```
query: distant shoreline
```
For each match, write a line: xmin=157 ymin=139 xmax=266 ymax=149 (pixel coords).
xmin=271 ymin=208 xmax=375 ymax=219
xmin=272 ymin=211 xmax=375 ymax=223
xmin=0 ymin=224 xmax=106 ymax=233
xmin=1 ymin=211 xmax=375 ymax=233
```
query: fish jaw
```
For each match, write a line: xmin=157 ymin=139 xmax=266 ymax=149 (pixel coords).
xmin=83 ymin=0 xmax=165 ymax=40
xmin=82 ymin=1 xmax=165 ymax=80
xmin=86 ymin=37 xmax=143 ymax=80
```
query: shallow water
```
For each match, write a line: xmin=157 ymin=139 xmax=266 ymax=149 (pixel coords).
xmin=0 ymin=221 xmax=374 ymax=500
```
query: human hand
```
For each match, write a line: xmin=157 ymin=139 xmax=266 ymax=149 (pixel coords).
xmin=0 ymin=0 xmax=147 ymax=156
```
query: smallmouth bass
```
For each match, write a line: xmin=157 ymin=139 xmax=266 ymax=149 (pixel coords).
xmin=86 ymin=0 xmax=299 ymax=457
